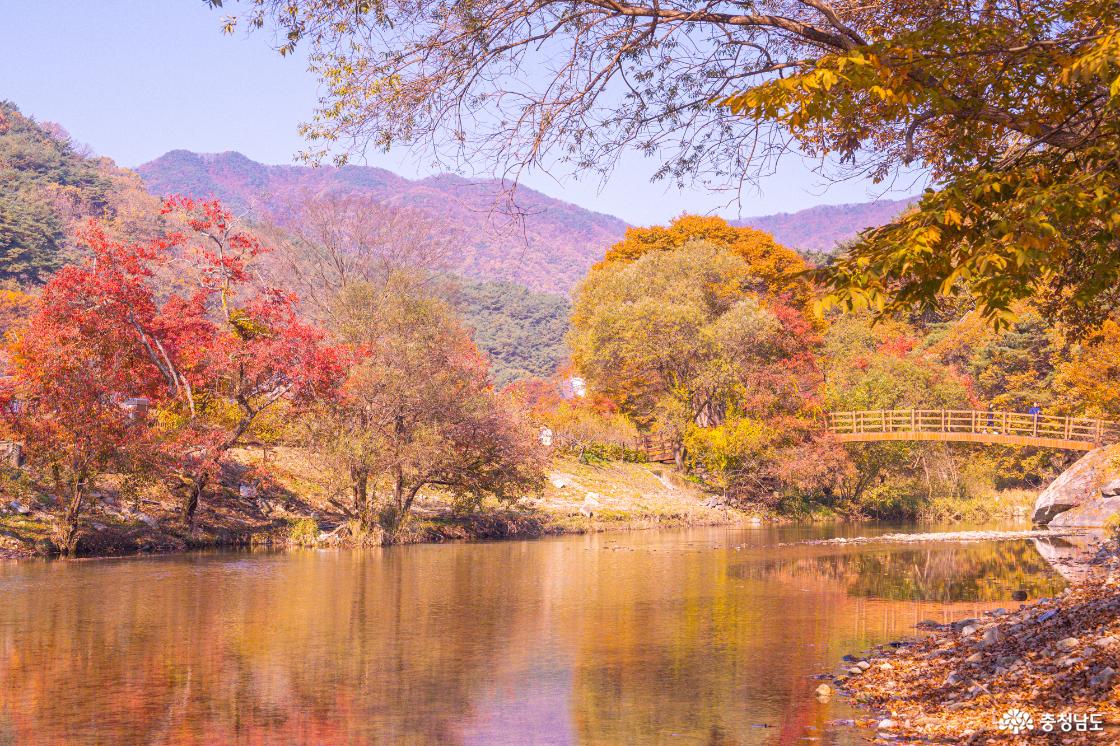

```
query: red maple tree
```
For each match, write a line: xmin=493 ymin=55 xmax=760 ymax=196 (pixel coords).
xmin=1 ymin=199 xmax=340 ymax=552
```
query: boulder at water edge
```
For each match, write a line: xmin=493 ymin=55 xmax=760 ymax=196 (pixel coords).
xmin=1033 ymin=444 xmax=1120 ymax=526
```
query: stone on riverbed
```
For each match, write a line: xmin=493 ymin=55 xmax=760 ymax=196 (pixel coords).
xmin=1090 ymin=667 xmax=1116 ymax=687
xmin=814 ymin=684 xmax=832 ymax=698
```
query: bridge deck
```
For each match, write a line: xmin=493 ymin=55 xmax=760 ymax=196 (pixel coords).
xmin=828 ymin=409 xmax=1120 ymax=451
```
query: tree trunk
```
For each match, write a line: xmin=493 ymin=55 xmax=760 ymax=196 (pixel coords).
xmin=180 ymin=474 xmax=207 ymax=526
xmin=58 ymin=476 xmax=88 ymax=557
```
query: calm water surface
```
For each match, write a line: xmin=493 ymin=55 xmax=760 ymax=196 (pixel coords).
xmin=0 ymin=523 xmax=1069 ymax=745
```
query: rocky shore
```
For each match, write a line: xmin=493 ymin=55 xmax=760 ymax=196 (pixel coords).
xmin=829 ymin=537 xmax=1120 ymax=743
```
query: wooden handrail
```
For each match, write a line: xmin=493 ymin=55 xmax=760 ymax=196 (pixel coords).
xmin=826 ymin=409 xmax=1120 ymax=450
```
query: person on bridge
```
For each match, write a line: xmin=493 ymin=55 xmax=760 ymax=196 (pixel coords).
xmin=986 ymin=404 xmax=996 ymax=434
xmin=1029 ymin=402 xmax=1042 ymax=435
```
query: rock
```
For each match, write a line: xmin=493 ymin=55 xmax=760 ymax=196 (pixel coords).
xmin=847 ymin=667 xmax=863 ymax=676
xmin=551 ymin=478 xmax=567 ymax=489
xmin=1097 ymin=635 xmax=1119 ymax=647
xmin=0 ymin=441 xmax=23 ymax=468
xmin=916 ymin=620 xmax=942 ymax=629
xmin=878 ymin=662 xmax=894 ymax=671
xmin=1038 ymin=609 xmax=1058 ymax=623
xmin=987 ymin=608 xmax=1008 ymax=617
xmin=136 ymin=512 xmax=159 ymax=529
xmin=10 ymin=501 xmax=29 ymax=515
xmin=583 ymin=493 xmax=601 ymax=506
xmin=1011 ymin=590 xmax=1028 ymax=602
xmin=856 ymin=660 xmax=871 ymax=671
xmin=951 ymin=618 xmax=979 ymax=631
xmin=814 ymin=684 xmax=832 ymax=698
xmin=1090 ymin=667 xmax=1116 ymax=687
xmin=1102 ymin=479 xmax=1120 ymax=497
xmin=966 ymin=652 xmax=985 ymax=663
xmin=997 ymin=655 xmax=1019 ymax=668
xmin=1033 ymin=444 xmax=1120 ymax=525
xmin=982 ymin=627 xmax=1002 ymax=646
xmin=878 ymin=719 xmax=897 ymax=730
xmin=960 ymin=625 xmax=979 ymax=636
xmin=1056 ymin=637 xmax=1080 ymax=652
xmin=945 ymin=672 xmax=964 ymax=686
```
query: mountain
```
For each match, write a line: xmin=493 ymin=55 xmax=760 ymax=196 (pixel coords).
xmin=734 ymin=197 xmax=916 ymax=253
xmin=138 ymin=150 xmax=917 ymax=290
xmin=137 ymin=150 xmax=628 ymax=295
xmin=0 ymin=101 xmax=160 ymax=284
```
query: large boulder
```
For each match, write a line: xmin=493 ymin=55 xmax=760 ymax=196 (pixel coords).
xmin=1033 ymin=444 xmax=1120 ymax=526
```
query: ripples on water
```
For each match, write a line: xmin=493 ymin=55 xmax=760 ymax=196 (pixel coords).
xmin=0 ymin=523 xmax=1067 ymax=744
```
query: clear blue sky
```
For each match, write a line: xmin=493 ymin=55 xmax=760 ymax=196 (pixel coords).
xmin=0 ymin=1 xmax=923 ymax=224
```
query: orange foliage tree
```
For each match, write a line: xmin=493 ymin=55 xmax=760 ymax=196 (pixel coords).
xmin=596 ymin=215 xmax=810 ymax=305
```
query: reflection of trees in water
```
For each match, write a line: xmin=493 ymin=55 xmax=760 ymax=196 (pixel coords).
xmin=729 ymin=541 xmax=1065 ymax=602
xmin=0 ymin=547 xmax=545 ymax=744
xmin=0 ymin=536 xmax=1068 ymax=744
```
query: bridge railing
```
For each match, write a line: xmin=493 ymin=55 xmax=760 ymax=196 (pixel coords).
xmin=827 ymin=409 xmax=1120 ymax=445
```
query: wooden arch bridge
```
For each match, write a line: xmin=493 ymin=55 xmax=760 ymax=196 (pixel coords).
xmin=634 ymin=409 xmax=1120 ymax=462
xmin=826 ymin=409 xmax=1120 ymax=451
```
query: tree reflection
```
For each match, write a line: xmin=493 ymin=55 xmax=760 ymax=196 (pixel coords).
xmin=0 ymin=532 xmax=1067 ymax=744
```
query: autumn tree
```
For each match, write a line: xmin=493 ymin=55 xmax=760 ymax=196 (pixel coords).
xmin=570 ymin=240 xmax=825 ymax=499
xmin=212 ymin=0 xmax=1120 ymax=331
xmin=313 ymin=275 xmax=545 ymax=541
xmin=267 ymin=193 xmax=452 ymax=324
xmin=821 ymin=312 xmax=980 ymax=514
xmin=153 ymin=197 xmax=341 ymax=522
xmin=597 ymin=215 xmax=810 ymax=305
xmin=0 ymin=226 xmax=169 ymax=553
xmin=2 ymin=199 xmax=339 ymax=546
xmin=1053 ymin=319 xmax=1120 ymax=418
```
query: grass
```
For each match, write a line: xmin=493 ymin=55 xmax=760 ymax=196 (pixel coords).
xmin=919 ymin=488 xmax=1036 ymax=523
xmin=287 ymin=517 xmax=320 ymax=546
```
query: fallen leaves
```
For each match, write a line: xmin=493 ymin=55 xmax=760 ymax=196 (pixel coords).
xmin=835 ymin=538 xmax=1120 ymax=743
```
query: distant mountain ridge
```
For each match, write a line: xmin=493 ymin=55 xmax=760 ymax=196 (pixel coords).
xmin=735 ymin=198 xmax=916 ymax=253
xmin=138 ymin=150 xmax=915 ymax=292
xmin=137 ymin=150 xmax=628 ymax=294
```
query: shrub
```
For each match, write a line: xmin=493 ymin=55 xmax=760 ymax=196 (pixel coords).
xmin=288 ymin=517 xmax=319 ymax=546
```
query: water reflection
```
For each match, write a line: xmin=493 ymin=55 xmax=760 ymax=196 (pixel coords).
xmin=0 ymin=525 xmax=1067 ymax=744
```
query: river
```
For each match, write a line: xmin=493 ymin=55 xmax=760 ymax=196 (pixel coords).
xmin=0 ymin=523 xmax=1071 ymax=744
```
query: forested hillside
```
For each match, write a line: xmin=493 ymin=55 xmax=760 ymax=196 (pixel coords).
xmin=448 ymin=279 xmax=570 ymax=387
xmin=0 ymin=102 xmax=159 ymax=283
xmin=138 ymin=150 xmax=627 ymax=294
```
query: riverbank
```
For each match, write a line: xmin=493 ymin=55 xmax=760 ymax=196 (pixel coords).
xmin=833 ymin=535 xmax=1120 ymax=743
xmin=0 ymin=449 xmax=757 ymax=559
